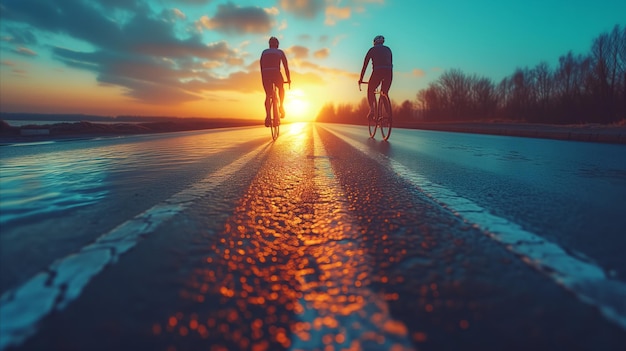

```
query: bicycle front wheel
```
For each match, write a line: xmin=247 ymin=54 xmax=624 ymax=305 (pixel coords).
xmin=379 ymin=94 xmax=392 ymax=141
xmin=270 ymin=95 xmax=280 ymax=140
xmin=368 ymin=100 xmax=378 ymax=138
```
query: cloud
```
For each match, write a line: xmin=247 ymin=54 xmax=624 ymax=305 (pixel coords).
xmin=2 ymin=27 xmax=38 ymax=45
xmin=313 ymin=48 xmax=330 ymax=59
xmin=352 ymin=0 xmax=385 ymax=12
xmin=14 ymin=46 xmax=37 ymax=56
xmin=297 ymin=34 xmax=312 ymax=41
xmin=199 ymin=3 xmax=273 ymax=34
xmin=331 ymin=34 xmax=348 ymax=46
xmin=280 ymin=0 xmax=325 ymax=19
xmin=413 ymin=69 xmax=425 ymax=78
xmin=202 ymin=61 xmax=223 ymax=69
xmin=297 ymin=60 xmax=356 ymax=79
xmin=0 ymin=0 xmax=381 ymax=108
xmin=277 ymin=19 xmax=288 ymax=31
xmin=264 ymin=7 xmax=280 ymax=16
xmin=162 ymin=8 xmax=187 ymax=22
xmin=171 ymin=0 xmax=213 ymax=4
xmin=325 ymin=6 xmax=351 ymax=25
xmin=287 ymin=46 xmax=309 ymax=59
xmin=0 ymin=0 xmax=251 ymax=105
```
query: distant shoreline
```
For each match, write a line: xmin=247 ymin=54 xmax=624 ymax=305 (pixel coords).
xmin=0 ymin=118 xmax=260 ymax=145
xmin=1 ymin=118 xmax=625 ymax=145
xmin=0 ymin=112 xmax=188 ymax=123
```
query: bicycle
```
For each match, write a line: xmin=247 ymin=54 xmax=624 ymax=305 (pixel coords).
xmin=359 ymin=81 xmax=393 ymax=141
xmin=267 ymin=81 xmax=290 ymax=141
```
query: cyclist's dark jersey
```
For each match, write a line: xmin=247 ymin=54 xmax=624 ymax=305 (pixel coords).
xmin=364 ymin=44 xmax=393 ymax=71
xmin=260 ymin=48 xmax=289 ymax=75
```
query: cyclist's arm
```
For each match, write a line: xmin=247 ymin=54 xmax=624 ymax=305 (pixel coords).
xmin=259 ymin=50 xmax=266 ymax=70
xmin=281 ymin=51 xmax=291 ymax=83
xmin=358 ymin=52 xmax=371 ymax=83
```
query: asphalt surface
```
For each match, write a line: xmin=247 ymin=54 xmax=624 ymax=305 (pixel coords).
xmin=1 ymin=123 xmax=625 ymax=351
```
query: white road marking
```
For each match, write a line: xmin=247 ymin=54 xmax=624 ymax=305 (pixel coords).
xmin=0 ymin=143 xmax=270 ymax=350
xmin=321 ymin=125 xmax=626 ymax=331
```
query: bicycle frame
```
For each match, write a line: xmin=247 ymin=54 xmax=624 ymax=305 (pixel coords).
xmin=359 ymin=81 xmax=393 ymax=141
xmin=268 ymin=81 xmax=290 ymax=141
xmin=269 ymin=84 xmax=280 ymax=140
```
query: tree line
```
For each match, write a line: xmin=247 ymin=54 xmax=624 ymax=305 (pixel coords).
xmin=318 ymin=24 xmax=625 ymax=125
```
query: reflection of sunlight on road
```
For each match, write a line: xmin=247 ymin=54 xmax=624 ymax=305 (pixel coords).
xmin=284 ymin=122 xmax=308 ymax=153
xmin=286 ymin=122 xmax=307 ymax=136
xmin=155 ymin=123 xmax=413 ymax=350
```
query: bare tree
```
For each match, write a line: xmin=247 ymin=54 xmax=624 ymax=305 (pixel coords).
xmin=395 ymin=100 xmax=415 ymax=122
xmin=417 ymin=84 xmax=444 ymax=121
xmin=316 ymin=103 xmax=336 ymax=122
xmin=534 ymin=62 xmax=554 ymax=108
xmin=509 ymin=68 xmax=533 ymax=121
xmin=470 ymin=76 xmax=498 ymax=120
xmin=607 ymin=25 xmax=622 ymax=98
xmin=615 ymin=25 xmax=626 ymax=120
xmin=591 ymin=31 xmax=614 ymax=122
xmin=437 ymin=69 xmax=472 ymax=120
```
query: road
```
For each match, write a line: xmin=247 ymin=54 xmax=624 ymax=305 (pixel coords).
xmin=1 ymin=122 xmax=626 ymax=351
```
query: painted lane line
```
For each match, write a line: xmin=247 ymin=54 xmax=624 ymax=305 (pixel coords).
xmin=321 ymin=126 xmax=626 ymax=331
xmin=0 ymin=143 xmax=269 ymax=351
xmin=288 ymin=127 xmax=415 ymax=351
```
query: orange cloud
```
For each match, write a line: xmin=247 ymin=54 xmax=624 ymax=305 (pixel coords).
xmin=413 ymin=69 xmax=425 ymax=78
xmin=313 ymin=48 xmax=330 ymax=59
xmin=325 ymin=6 xmax=351 ymax=25
xmin=280 ymin=0 xmax=324 ymax=19
xmin=286 ymin=46 xmax=309 ymax=59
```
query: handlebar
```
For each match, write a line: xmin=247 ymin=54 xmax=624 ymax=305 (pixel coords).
xmin=358 ymin=81 xmax=369 ymax=91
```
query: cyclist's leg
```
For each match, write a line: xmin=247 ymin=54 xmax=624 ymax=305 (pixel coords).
xmin=276 ymin=73 xmax=286 ymax=117
xmin=368 ymin=71 xmax=383 ymax=117
xmin=381 ymin=69 xmax=393 ymax=97
xmin=262 ymin=75 xmax=273 ymax=126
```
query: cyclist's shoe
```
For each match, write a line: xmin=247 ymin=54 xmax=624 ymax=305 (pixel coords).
xmin=367 ymin=110 xmax=375 ymax=120
xmin=265 ymin=117 xmax=271 ymax=127
xmin=280 ymin=106 xmax=285 ymax=118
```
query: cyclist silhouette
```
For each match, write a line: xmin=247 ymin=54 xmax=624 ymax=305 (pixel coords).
xmin=358 ymin=35 xmax=393 ymax=119
xmin=260 ymin=36 xmax=291 ymax=127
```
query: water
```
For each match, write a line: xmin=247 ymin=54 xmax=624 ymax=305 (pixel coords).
xmin=0 ymin=144 xmax=111 ymax=225
xmin=0 ymin=127 xmax=264 ymax=227
xmin=3 ymin=120 xmax=141 ymax=127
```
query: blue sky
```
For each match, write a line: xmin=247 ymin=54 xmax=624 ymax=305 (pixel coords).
xmin=0 ymin=0 xmax=624 ymax=120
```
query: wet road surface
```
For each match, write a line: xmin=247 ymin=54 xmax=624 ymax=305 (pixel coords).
xmin=1 ymin=123 xmax=625 ymax=350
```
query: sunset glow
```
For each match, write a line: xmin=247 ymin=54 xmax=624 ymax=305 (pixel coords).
xmin=1 ymin=1 xmax=624 ymax=121
xmin=284 ymin=89 xmax=312 ymax=121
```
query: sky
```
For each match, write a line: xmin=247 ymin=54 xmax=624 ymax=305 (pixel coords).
xmin=1 ymin=0 xmax=624 ymax=122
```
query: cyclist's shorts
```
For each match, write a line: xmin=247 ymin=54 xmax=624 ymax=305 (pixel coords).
xmin=262 ymin=71 xmax=284 ymax=94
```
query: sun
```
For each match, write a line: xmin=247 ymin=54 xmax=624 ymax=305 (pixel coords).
xmin=283 ymin=88 xmax=313 ymax=121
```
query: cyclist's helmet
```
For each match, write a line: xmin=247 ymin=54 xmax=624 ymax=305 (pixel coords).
xmin=269 ymin=36 xmax=279 ymax=48
xmin=373 ymin=35 xmax=385 ymax=45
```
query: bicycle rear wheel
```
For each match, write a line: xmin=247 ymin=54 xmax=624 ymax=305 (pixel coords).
xmin=270 ymin=91 xmax=280 ymax=140
xmin=379 ymin=94 xmax=392 ymax=141
xmin=368 ymin=100 xmax=378 ymax=138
